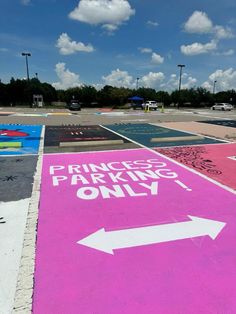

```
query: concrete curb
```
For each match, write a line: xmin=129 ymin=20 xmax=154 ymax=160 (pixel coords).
xmin=13 ymin=126 xmax=45 ymax=313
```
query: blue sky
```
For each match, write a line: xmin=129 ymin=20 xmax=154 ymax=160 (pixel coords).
xmin=0 ymin=0 xmax=236 ymax=91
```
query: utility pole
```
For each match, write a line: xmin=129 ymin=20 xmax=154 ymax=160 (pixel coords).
xmin=136 ymin=77 xmax=140 ymax=90
xmin=213 ymin=80 xmax=217 ymax=94
xmin=21 ymin=52 xmax=31 ymax=81
xmin=177 ymin=64 xmax=185 ymax=109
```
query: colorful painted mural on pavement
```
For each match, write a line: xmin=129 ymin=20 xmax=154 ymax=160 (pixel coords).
xmin=157 ymin=121 xmax=236 ymax=142
xmin=12 ymin=113 xmax=48 ymax=117
xmin=156 ymin=143 xmax=236 ymax=190
xmin=34 ymin=148 xmax=236 ymax=313
xmin=0 ymin=124 xmax=42 ymax=155
xmin=199 ymin=120 xmax=236 ymax=128
xmin=44 ymin=125 xmax=138 ymax=153
xmin=105 ymin=123 xmax=225 ymax=148
xmin=0 ymin=156 xmax=38 ymax=313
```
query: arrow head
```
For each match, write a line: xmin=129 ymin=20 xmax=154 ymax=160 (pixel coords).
xmin=77 ymin=228 xmax=114 ymax=255
xmin=188 ymin=215 xmax=226 ymax=240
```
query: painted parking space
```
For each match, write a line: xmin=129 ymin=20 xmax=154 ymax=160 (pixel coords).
xmin=0 ymin=155 xmax=38 ymax=313
xmin=156 ymin=121 xmax=236 ymax=142
xmin=47 ymin=112 xmax=72 ymax=116
xmin=199 ymin=119 xmax=236 ymax=128
xmin=156 ymin=143 xmax=236 ymax=190
xmin=105 ymin=123 xmax=225 ymax=148
xmin=33 ymin=148 xmax=236 ymax=313
xmin=44 ymin=125 xmax=138 ymax=153
xmin=12 ymin=113 xmax=48 ymax=117
xmin=0 ymin=124 xmax=42 ymax=155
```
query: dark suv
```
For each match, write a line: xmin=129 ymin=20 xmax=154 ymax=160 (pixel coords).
xmin=68 ymin=100 xmax=81 ymax=111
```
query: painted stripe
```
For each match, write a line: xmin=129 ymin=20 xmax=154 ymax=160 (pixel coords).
xmin=59 ymin=139 xmax=124 ymax=147
xmin=0 ymin=142 xmax=22 ymax=148
xmin=150 ymin=135 xmax=203 ymax=142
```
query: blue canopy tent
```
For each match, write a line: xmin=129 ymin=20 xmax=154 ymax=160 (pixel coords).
xmin=128 ymin=96 xmax=144 ymax=101
xmin=128 ymin=96 xmax=144 ymax=109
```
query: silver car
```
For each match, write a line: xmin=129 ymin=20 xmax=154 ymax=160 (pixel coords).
xmin=211 ymin=103 xmax=233 ymax=111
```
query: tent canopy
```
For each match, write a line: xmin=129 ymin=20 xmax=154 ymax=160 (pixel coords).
xmin=128 ymin=96 xmax=144 ymax=101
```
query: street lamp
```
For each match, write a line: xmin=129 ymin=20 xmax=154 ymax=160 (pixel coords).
xmin=21 ymin=52 xmax=31 ymax=81
xmin=35 ymin=72 xmax=38 ymax=79
xmin=177 ymin=64 xmax=185 ymax=109
xmin=213 ymin=80 xmax=217 ymax=94
xmin=136 ymin=77 xmax=140 ymax=90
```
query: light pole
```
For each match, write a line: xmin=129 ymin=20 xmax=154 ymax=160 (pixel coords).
xmin=35 ymin=72 xmax=38 ymax=79
xmin=21 ymin=52 xmax=31 ymax=81
xmin=213 ymin=80 xmax=217 ymax=94
xmin=177 ymin=64 xmax=185 ymax=109
xmin=136 ymin=77 xmax=140 ymax=90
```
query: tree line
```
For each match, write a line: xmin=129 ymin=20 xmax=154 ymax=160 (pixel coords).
xmin=0 ymin=77 xmax=235 ymax=107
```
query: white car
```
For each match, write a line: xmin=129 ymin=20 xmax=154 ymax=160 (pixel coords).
xmin=211 ymin=103 xmax=233 ymax=111
xmin=143 ymin=101 xmax=158 ymax=110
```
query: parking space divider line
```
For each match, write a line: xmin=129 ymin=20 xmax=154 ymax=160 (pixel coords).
xmin=13 ymin=125 xmax=45 ymax=313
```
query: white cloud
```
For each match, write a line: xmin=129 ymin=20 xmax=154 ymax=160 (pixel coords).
xmin=184 ymin=10 xmax=234 ymax=39
xmin=151 ymin=52 xmax=164 ymax=64
xmin=161 ymin=73 xmax=197 ymax=91
xmin=56 ymin=33 xmax=94 ymax=55
xmin=21 ymin=0 xmax=31 ymax=5
xmin=181 ymin=40 xmax=217 ymax=56
xmin=102 ymin=69 xmax=133 ymax=87
xmin=214 ymin=49 xmax=234 ymax=56
xmin=140 ymin=72 xmax=165 ymax=89
xmin=100 ymin=69 xmax=198 ymax=91
xmin=0 ymin=48 xmax=8 ymax=52
xmin=147 ymin=20 xmax=159 ymax=27
xmin=214 ymin=25 xmax=234 ymax=39
xmin=201 ymin=81 xmax=212 ymax=91
xmin=182 ymin=77 xmax=197 ymax=89
xmin=202 ymin=68 xmax=236 ymax=91
xmin=69 ymin=0 xmax=135 ymax=32
xmin=101 ymin=69 xmax=165 ymax=89
xmin=52 ymin=63 xmax=82 ymax=90
xmin=184 ymin=11 xmax=213 ymax=34
xmin=102 ymin=24 xmax=118 ymax=32
xmin=139 ymin=47 xmax=153 ymax=54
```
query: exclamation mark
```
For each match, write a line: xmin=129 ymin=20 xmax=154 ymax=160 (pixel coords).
xmin=175 ymin=180 xmax=192 ymax=191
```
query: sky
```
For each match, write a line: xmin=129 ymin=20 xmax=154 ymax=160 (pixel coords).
xmin=0 ymin=0 xmax=236 ymax=92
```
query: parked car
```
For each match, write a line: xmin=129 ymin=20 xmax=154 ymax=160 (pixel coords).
xmin=132 ymin=102 xmax=144 ymax=110
xmin=211 ymin=103 xmax=233 ymax=111
xmin=68 ymin=100 xmax=81 ymax=111
xmin=143 ymin=101 xmax=158 ymax=110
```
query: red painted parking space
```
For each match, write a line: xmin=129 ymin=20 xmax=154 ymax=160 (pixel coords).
xmin=157 ymin=143 xmax=236 ymax=190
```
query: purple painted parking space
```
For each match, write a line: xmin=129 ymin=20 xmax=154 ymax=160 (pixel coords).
xmin=34 ymin=148 xmax=236 ymax=313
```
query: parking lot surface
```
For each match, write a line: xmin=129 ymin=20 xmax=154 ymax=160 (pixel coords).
xmin=0 ymin=107 xmax=236 ymax=313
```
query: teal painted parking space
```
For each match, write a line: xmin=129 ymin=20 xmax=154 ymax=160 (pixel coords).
xmin=104 ymin=123 xmax=225 ymax=148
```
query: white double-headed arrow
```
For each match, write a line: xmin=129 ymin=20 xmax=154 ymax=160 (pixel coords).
xmin=77 ymin=216 xmax=226 ymax=255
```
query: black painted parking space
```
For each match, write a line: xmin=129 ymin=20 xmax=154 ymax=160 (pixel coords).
xmin=199 ymin=120 xmax=236 ymax=128
xmin=0 ymin=155 xmax=38 ymax=202
xmin=44 ymin=125 xmax=138 ymax=153
xmin=105 ymin=123 xmax=225 ymax=148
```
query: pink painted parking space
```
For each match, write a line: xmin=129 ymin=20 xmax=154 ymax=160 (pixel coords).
xmin=156 ymin=143 xmax=236 ymax=190
xmin=33 ymin=148 xmax=236 ymax=313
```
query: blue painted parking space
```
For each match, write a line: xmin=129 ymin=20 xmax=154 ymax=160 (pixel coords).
xmin=0 ymin=124 xmax=42 ymax=155
xmin=104 ymin=123 xmax=225 ymax=148
xmin=199 ymin=120 xmax=236 ymax=128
